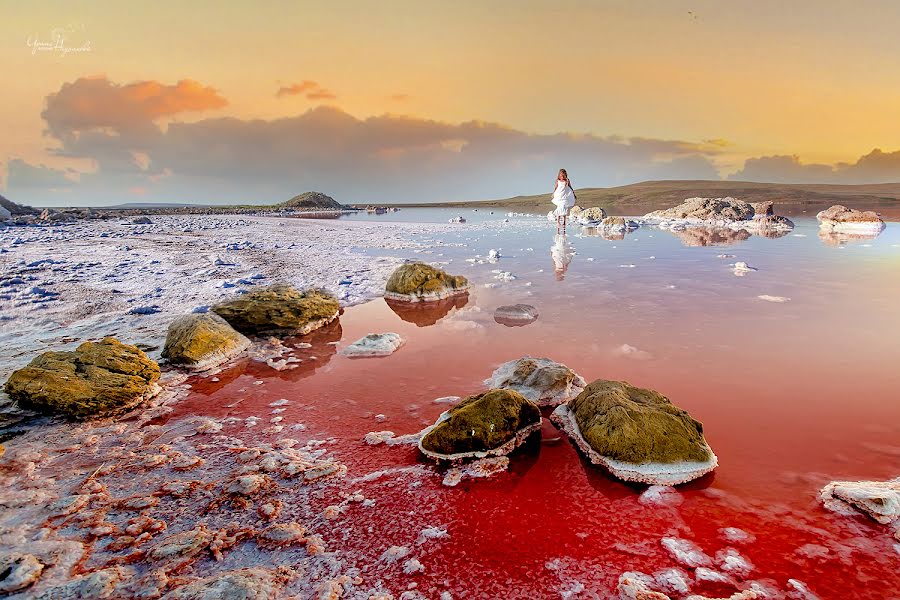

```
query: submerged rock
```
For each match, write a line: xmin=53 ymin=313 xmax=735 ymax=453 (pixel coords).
xmin=820 ymin=478 xmax=900 ymax=534
xmin=485 ymin=357 xmax=585 ymax=407
xmin=645 ymin=197 xmax=755 ymax=223
xmin=576 ymin=206 xmax=608 ymax=224
xmin=212 ymin=283 xmax=339 ymax=335
xmin=419 ymin=389 xmax=541 ymax=461
xmin=551 ymin=379 xmax=717 ymax=485
xmin=493 ymin=304 xmax=539 ymax=327
xmin=161 ymin=312 xmax=251 ymax=371
xmin=339 ymin=333 xmax=403 ymax=357
xmin=4 ymin=337 xmax=161 ymax=420
xmin=384 ymin=262 xmax=469 ymax=302
xmin=817 ymin=205 xmax=886 ymax=232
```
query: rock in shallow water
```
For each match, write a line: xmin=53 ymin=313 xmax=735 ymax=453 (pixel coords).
xmin=4 ymin=337 xmax=161 ymax=420
xmin=820 ymin=478 xmax=900 ymax=532
xmin=645 ymin=197 xmax=754 ymax=223
xmin=551 ymin=379 xmax=717 ymax=485
xmin=816 ymin=204 xmax=886 ymax=232
xmin=493 ymin=304 xmax=539 ymax=327
xmin=339 ymin=333 xmax=403 ymax=357
xmin=384 ymin=262 xmax=469 ymax=302
xmin=161 ymin=312 xmax=250 ymax=371
xmin=212 ymin=283 xmax=339 ymax=335
xmin=485 ymin=357 xmax=585 ymax=407
xmin=419 ymin=389 xmax=541 ymax=461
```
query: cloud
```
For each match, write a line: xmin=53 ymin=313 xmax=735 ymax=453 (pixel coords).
xmin=42 ymin=76 xmax=228 ymax=140
xmin=10 ymin=76 xmax=726 ymax=205
xmin=5 ymin=159 xmax=78 ymax=190
xmin=276 ymin=80 xmax=336 ymax=100
xmin=729 ymin=149 xmax=900 ymax=184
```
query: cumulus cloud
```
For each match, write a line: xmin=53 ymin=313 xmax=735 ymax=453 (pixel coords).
xmin=10 ymin=76 xmax=725 ymax=205
xmin=276 ymin=80 xmax=336 ymax=100
xmin=5 ymin=159 xmax=78 ymax=190
xmin=42 ymin=76 xmax=228 ymax=140
xmin=729 ymin=149 xmax=900 ymax=184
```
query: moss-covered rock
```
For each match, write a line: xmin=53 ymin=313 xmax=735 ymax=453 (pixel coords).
xmin=161 ymin=312 xmax=250 ymax=371
xmin=419 ymin=389 xmax=541 ymax=460
xmin=551 ymin=379 xmax=717 ymax=484
xmin=212 ymin=284 xmax=339 ymax=335
xmin=384 ymin=262 xmax=469 ymax=302
xmin=4 ymin=337 xmax=161 ymax=420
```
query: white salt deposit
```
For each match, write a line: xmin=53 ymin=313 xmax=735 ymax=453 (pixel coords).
xmin=339 ymin=333 xmax=404 ymax=357
xmin=758 ymin=295 xmax=791 ymax=303
xmin=660 ymin=537 xmax=713 ymax=568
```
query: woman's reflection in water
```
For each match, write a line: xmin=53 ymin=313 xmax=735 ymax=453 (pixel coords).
xmin=551 ymin=233 xmax=575 ymax=280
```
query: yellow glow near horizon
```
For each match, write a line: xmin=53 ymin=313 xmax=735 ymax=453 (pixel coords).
xmin=3 ymin=0 xmax=900 ymax=177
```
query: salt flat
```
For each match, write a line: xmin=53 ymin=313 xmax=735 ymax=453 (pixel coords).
xmin=0 ymin=215 xmax=454 ymax=381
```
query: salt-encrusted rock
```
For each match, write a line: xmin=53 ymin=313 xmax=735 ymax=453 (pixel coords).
xmin=645 ymin=197 xmax=754 ymax=223
xmin=569 ymin=205 xmax=584 ymax=217
xmin=576 ymin=206 xmax=608 ymax=224
xmin=751 ymin=201 xmax=774 ymax=217
xmin=212 ymin=283 xmax=339 ymax=335
xmin=551 ymin=379 xmax=717 ymax=485
xmin=339 ymin=333 xmax=403 ymax=357
xmin=161 ymin=312 xmax=250 ymax=371
xmin=600 ymin=216 xmax=640 ymax=232
xmin=485 ymin=357 xmax=585 ymax=407
xmin=816 ymin=205 xmax=886 ymax=232
xmin=133 ymin=216 xmax=153 ymax=224
xmin=819 ymin=478 xmax=900 ymax=531
xmin=749 ymin=214 xmax=794 ymax=231
xmin=160 ymin=567 xmax=289 ymax=599
xmin=384 ymin=262 xmax=469 ymax=302
xmin=4 ymin=337 xmax=161 ymax=420
xmin=419 ymin=389 xmax=541 ymax=461
xmin=0 ymin=553 xmax=44 ymax=593
xmin=493 ymin=304 xmax=539 ymax=327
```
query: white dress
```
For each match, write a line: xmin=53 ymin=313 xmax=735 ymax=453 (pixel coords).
xmin=551 ymin=180 xmax=575 ymax=217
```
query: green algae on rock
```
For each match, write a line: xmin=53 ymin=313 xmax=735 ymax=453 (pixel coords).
xmin=550 ymin=379 xmax=717 ymax=485
xmin=161 ymin=312 xmax=251 ymax=371
xmin=419 ymin=389 xmax=541 ymax=461
xmin=4 ymin=337 xmax=161 ymax=420
xmin=212 ymin=284 xmax=339 ymax=335
xmin=384 ymin=262 xmax=469 ymax=302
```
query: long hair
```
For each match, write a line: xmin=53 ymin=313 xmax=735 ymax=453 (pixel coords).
xmin=557 ymin=168 xmax=568 ymax=182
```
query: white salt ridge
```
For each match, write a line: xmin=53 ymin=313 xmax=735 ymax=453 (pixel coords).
xmin=733 ymin=262 xmax=758 ymax=276
xmin=442 ymin=456 xmax=510 ymax=487
xmin=720 ymin=527 xmax=756 ymax=545
xmin=339 ymin=333 xmax=404 ymax=357
xmin=819 ymin=478 xmax=900 ymax=524
xmin=758 ymin=295 xmax=791 ymax=303
xmin=660 ymin=537 xmax=713 ymax=568
xmin=717 ymin=548 xmax=754 ymax=578
xmin=639 ymin=485 xmax=683 ymax=507
xmin=654 ymin=567 xmax=691 ymax=595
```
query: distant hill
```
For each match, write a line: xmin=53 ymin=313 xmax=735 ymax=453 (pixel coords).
xmin=277 ymin=191 xmax=344 ymax=210
xmin=0 ymin=194 xmax=38 ymax=215
xmin=397 ymin=180 xmax=900 ymax=218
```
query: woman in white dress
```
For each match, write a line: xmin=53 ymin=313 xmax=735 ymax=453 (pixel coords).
xmin=551 ymin=168 xmax=577 ymax=231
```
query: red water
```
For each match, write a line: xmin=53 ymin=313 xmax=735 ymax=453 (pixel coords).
xmin=168 ymin=250 xmax=900 ymax=600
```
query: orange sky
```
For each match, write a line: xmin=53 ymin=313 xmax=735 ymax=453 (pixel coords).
xmin=3 ymin=1 xmax=900 ymax=204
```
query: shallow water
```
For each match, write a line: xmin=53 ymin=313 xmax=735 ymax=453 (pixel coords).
xmin=160 ymin=216 xmax=900 ymax=598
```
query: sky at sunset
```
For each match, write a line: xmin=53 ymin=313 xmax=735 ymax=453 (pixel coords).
xmin=3 ymin=0 xmax=900 ymax=206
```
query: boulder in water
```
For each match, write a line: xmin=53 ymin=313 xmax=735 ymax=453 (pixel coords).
xmin=384 ymin=262 xmax=469 ymax=302
xmin=576 ymin=206 xmax=608 ymax=224
xmin=493 ymin=304 xmax=539 ymax=327
xmin=751 ymin=201 xmax=774 ymax=217
xmin=485 ymin=357 xmax=585 ymax=407
xmin=551 ymin=379 xmax=717 ymax=484
xmin=644 ymin=197 xmax=754 ymax=223
xmin=212 ymin=284 xmax=339 ymax=335
xmin=4 ymin=337 xmax=161 ymax=420
xmin=816 ymin=205 xmax=885 ymax=232
xmin=419 ymin=389 xmax=541 ymax=461
xmin=161 ymin=312 xmax=250 ymax=371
